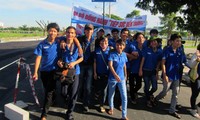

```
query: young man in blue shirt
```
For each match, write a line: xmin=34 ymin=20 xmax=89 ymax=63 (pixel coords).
xmin=33 ymin=23 xmax=60 ymax=120
xmin=57 ymin=26 xmax=83 ymax=120
xmin=139 ymin=36 xmax=162 ymax=107
xmin=155 ymin=34 xmax=183 ymax=119
xmin=107 ymin=39 xmax=128 ymax=120
xmin=129 ymin=32 xmax=146 ymax=104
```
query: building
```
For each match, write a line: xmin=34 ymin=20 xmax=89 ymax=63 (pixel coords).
xmin=0 ymin=21 xmax=4 ymax=28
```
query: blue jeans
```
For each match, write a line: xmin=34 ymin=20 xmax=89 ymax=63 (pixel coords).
xmin=143 ymin=70 xmax=157 ymax=100
xmin=108 ymin=80 xmax=127 ymax=119
xmin=79 ymin=64 xmax=93 ymax=106
xmin=156 ymin=79 xmax=180 ymax=113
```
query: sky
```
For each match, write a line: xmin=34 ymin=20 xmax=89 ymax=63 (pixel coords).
xmin=0 ymin=0 xmax=162 ymax=29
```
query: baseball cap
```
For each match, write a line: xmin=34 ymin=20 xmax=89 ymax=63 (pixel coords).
xmin=149 ymin=36 xmax=158 ymax=41
xmin=98 ymin=27 xmax=105 ymax=32
xmin=84 ymin=24 xmax=94 ymax=30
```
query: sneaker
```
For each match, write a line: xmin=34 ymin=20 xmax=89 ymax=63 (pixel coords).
xmin=191 ymin=109 xmax=200 ymax=118
xmin=66 ymin=114 xmax=74 ymax=120
xmin=150 ymin=95 xmax=154 ymax=102
xmin=83 ymin=106 xmax=89 ymax=113
xmin=100 ymin=106 xmax=105 ymax=113
xmin=152 ymin=97 xmax=159 ymax=106
xmin=146 ymin=101 xmax=153 ymax=108
xmin=169 ymin=112 xmax=181 ymax=119
xmin=176 ymin=104 xmax=182 ymax=110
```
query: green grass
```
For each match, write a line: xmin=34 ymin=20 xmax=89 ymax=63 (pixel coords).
xmin=162 ymin=39 xmax=199 ymax=48
xmin=0 ymin=32 xmax=44 ymax=41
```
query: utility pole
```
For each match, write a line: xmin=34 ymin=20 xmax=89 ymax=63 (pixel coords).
xmin=103 ymin=2 xmax=105 ymax=28
xmin=109 ymin=2 xmax=111 ymax=18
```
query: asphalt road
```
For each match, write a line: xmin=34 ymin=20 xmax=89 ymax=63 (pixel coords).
xmin=0 ymin=40 xmax=199 ymax=120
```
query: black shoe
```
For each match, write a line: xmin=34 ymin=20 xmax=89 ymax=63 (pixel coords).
xmin=169 ymin=112 xmax=181 ymax=119
xmin=83 ymin=106 xmax=89 ymax=113
xmin=176 ymin=104 xmax=182 ymax=110
xmin=66 ymin=114 xmax=74 ymax=120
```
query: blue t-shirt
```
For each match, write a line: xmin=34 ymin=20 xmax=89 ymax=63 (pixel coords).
xmin=108 ymin=51 xmax=128 ymax=81
xmin=94 ymin=47 xmax=110 ymax=75
xmin=130 ymin=41 xmax=144 ymax=73
xmin=163 ymin=46 xmax=183 ymax=81
xmin=61 ymin=42 xmax=82 ymax=75
xmin=124 ymin=39 xmax=132 ymax=69
xmin=142 ymin=47 xmax=162 ymax=71
xmin=34 ymin=38 xmax=59 ymax=71
xmin=108 ymin=38 xmax=116 ymax=49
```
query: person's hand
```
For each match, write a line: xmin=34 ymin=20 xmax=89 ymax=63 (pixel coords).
xmin=94 ymin=73 xmax=97 ymax=80
xmin=68 ymin=62 xmax=76 ymax=69
xmin=57 ymin=60 xmax=64 ymax=68
xmin=114 ymin=75 xmax=121 ymax=82
xmin=163 ymin=74 xmax=169 ymax=83
xmin=139 ymin=69 xmax=143 ymax=76
xmin=132 ymin=51 xmax=139 ymax=57
xmin=32 ymin=73 xmax=38 ymax=81
xmin=60 ymin=41 xmax=66 ymax=50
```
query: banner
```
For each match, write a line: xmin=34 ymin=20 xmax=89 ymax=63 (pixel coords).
xmin=71 ymin=6 xmax=147 ymax=31
xmin=76 ymin=24 xmax=84 ymax=35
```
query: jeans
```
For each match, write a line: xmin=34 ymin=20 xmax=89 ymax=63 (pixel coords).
xmin=129 ymin=73 xmax=142 ymax=100
xmin=190 ymin=79 xmax=200 ymax=109
xmin=143 ymin=70 xmax=157 ymax=100
xmin=108 ymin=80 xmax=127 ymax=118
xmin=61 ymin=75 xmax=79 ymax=116
xmin=79 ymin=64 xmax=93 ymax=106
xmin=156 ymin=79 xmax=180 ymax=113
xmin=40 ymin=70 xmax=56 ymax=117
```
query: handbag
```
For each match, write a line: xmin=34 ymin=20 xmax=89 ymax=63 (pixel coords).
xmin=188 ymin=62 xmax=199 ymax=83
xmin=188 ymin=53 xmax=198 ymax=68
xmin=55 ymin=62 xmax=76 ymax=85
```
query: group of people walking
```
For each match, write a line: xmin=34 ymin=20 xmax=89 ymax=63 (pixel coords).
xmin=32 ymin=22 xmax=200 ymax=120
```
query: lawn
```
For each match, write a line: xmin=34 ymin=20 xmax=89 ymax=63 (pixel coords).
xmin=0 ymin=32 xmax=44 ymax=41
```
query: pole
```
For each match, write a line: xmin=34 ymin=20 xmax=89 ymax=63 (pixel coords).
xmin=103 ymin=2 xmax=105 ymax=28
xmin=13 ymin=58 xmax=21 ymax=104
xmin=109 ymin=2 xmax=111 ymax=18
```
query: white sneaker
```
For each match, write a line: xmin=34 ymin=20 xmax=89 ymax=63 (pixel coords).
xmin=191 ymin=109 xmax=200 ymax=118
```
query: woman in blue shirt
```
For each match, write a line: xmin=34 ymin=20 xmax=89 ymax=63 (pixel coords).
xmin=93 ymin=36 xmax=110 ymax=113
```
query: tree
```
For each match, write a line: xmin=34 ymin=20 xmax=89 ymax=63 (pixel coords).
xmin=136 ymin=0 xmax=200 ymax=46
xmin=19 ymin=25 xmax=28 ymax=31
xmin=36 ymin=20 xmax=49 ymax=36
xmin=126 ymin=10 xmax=140 ymax=18
xmin=105 ymin=14 xmax=123 ymax=20
xmin=159 ymin=13 xmax=176 ymax=39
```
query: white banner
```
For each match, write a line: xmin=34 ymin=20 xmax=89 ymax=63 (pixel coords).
xmin=71 ymin=6 xmax=147 ymax=31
